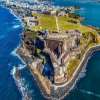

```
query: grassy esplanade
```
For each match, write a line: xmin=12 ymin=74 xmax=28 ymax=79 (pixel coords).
xmin=32 ymin=13 xmax=93 ymax=33
xmin=32 ymin=13 xmax=57 ymax=32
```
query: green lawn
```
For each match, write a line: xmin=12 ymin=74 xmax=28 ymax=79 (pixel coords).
xmin=67 ymin=58 xmax=80 ymax=80
xmin=58 ymin=16 xmax=93 ymax=33
xmin=31 ymin=13 xmax=95 ymax=33
xmin=32 ymin=13 xmax=57 ymax=32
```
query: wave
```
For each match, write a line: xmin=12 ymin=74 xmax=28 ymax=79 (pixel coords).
xmin=11 ymin=66 xmax=32 ymax=100
xmin=11 ymin=45 xmax=26 ymax=66
xmin=78 ymin=55 xmax=92 ymax=79
xmin=1 ymin=5 xmax=23 ymax=27
xmin=0 ymin=5 xmax=33 ymax=100
xmin=8 ymin=7 xmax=23 ymax=27
xmin=7 ymin=5 xmax=26 ymax=67
xmin=5 ymin=5 xmax=32 ymax=100
xmin=79 ymin=89 xmax=100 ymax=98
xmin=12 ymin=25 xmax=21 ymax=29
xmin=18 ymin=64 xmax=26 ymax=70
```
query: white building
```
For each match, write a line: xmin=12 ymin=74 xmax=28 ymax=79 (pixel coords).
xmin=25 ymin=17 xmax=38 ymax=28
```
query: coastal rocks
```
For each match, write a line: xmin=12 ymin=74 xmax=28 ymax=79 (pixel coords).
xmin=11 ymin=67 xmax=32 ymax=100
xmin=13 ymin=67 xmax=21 ymax=80
xmin=17 ymin=39 xmax=100 ymax=99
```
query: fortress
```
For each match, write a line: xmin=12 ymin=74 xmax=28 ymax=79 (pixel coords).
xmin=22 ymin=29 xmax=82 ymax=84
xmin=42 ymin=30 xmax=82 ymax=84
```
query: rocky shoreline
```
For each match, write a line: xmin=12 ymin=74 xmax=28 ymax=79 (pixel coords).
xmin=17 ymin=44 xmax=100 ymax=100
xmin=10 ymin=1 xmax=100 ymax=99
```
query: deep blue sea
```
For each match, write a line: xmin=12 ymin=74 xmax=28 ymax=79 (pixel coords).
xmin=0 ymin=0 xmax=100 ymax=100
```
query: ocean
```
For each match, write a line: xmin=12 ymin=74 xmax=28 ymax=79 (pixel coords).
xmin=0 ymin=0 xmax=100 ymax=100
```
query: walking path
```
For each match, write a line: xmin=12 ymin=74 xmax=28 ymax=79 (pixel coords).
xmin=54 ymin=44 xmax=100 ymax=88
xmin=55 ymin=16 xmax=59 ymax=32
xmin=47 ymin=33 xmax=68 ymax=39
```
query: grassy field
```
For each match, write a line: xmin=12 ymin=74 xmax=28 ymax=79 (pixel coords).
xmin=67 ymin=58 xmax=80 ymax=80
xmin=31 ymin=13 xmax=94 ymax=33
xmin=32 ymin=13 xmax=57 ymax=32
xmin=58 ymin=16 xmax=93 ymax=33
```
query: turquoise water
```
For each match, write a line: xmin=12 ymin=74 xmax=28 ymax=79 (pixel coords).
xmin=54 ymin=0 xmax=100 ymax=27
xmin=65 ymin=51 xmax=100 ymax=100
xmin=0 ymin=0 xmax=100 ymax=100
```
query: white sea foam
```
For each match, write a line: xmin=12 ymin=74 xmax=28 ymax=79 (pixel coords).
xmin=2 ymin=5 xmax=33 ymax=100
xmin=78 ymin=64 xmax=87 ymax=79
xmin=8 ymin=6 xmax=26 ymax=67
xmin=11 ymin=66 xmax=32 ymax=100
xmin=11 ymin=45 xmax=26 ymax=66
xmin=8 ymin=8 xmax=23 ymax=25
xmin=18 ymin=64 xmax=26 ymax=70
xmin=78 ymin=55 xmax=93 ymax=80
xmin=79 ymin=89 xmax=100 ymax=98
xmin=12 ymin=25 xmax=21 ymax=29
xmin=3 ymin=4 xmax=25 ymax=67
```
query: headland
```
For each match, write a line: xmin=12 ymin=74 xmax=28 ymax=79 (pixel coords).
xmin=4 ymin=1 xmax=100 ymax=99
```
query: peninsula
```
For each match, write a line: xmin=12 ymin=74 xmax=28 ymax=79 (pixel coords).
xmin=5 ymin=1 xmax=100 ymax=99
